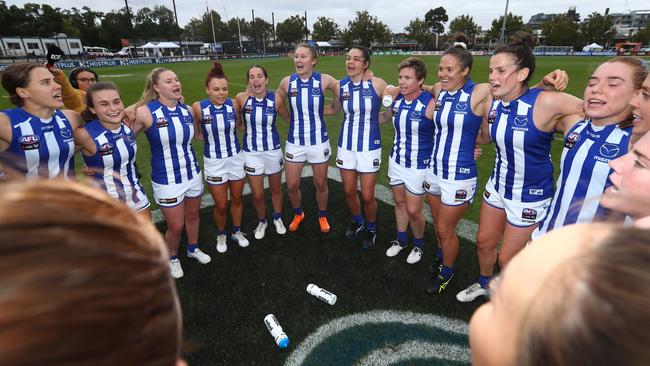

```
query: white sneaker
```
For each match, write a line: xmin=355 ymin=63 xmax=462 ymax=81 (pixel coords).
xmin=254 ymin=221 xmax=268 ymax=240
xmin=187 ymin=248 xmax=211 ymax=264
xmin=406 ymin=247 xmax=423 ymax=264
xmin=169 ymin=258 xmax=184 ymax=279
xmin=386 ymin=240 xmax=406 ymax=257
xmin=273 ymin=218 xmax=287 ymax=235
xmin=232 ymin=231 xmax=249 ymax=248
xmin=456 ymin=282 xmax=489 ymax=302
xmin=216 ymin=234 xmax=228 ymax=253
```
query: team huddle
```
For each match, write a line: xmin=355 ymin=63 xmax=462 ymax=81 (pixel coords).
xmin=1 ymin=32 xmax=649 ymax=302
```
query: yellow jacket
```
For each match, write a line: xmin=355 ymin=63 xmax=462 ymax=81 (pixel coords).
xmin=51 ymin=69 xmax=86 ymax=113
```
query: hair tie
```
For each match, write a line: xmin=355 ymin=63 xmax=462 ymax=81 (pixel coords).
xmin=453 ymin=42 xmax=467 ymax=49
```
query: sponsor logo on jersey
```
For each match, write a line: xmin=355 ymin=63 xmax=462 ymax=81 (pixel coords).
xmin=373 ymin=159 xmax=380 ymax=168
xmin=244 ymin=165 xmax=256 ymax=173
xmin=279 ymin=158 xmax=284 ymax=166
xmin=206 ymin=176 xmax=223 ymax=183
xmin=599 ymin=143 xmax=620 ymax=158
xmin=59 ymin=127 xmax=72 ymax=139
xmin=565 ymin=131 xmax=580 ymax=148
xmin=529 ymin=188 xmax=544 ymax=196
xmin=99 ymin=142 xmax=113 ymax=156
xmin=423 ymin=181 xmax=431 ymax=190
xmin=455 ymin=189 xmax=467 ymax=200
xmin=513 ymin=115 xmax=528 ymax=128
xmin=522 ymin=208 xmax=538 ymax=220
xmin=336 ymin=159 xmax=344 ymax=165
xmin=285 ymin=152 xmax=294 ymax=159
xmin=158 ymin=197 xmax=178 ymax=204
xmin=18 ymin=135 xmax=40 ymax=150
xmin=324 ymin=148 xmax=330 ymax=157
xmin=483 ymin=190 xmax=491 ymax=199
xmin=458 ymin=167 xmax=471 ymax=174
xmin=156 ymin=117 xmax=169 ymax=128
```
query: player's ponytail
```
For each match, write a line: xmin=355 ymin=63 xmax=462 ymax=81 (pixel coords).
xmin=494 ymin=31 xmax=535 ymax=84
xmin=443 ymin=32 xmax=473 ymax=75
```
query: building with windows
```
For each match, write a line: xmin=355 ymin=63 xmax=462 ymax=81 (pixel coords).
xmin=0 ymin=34 xmax=83 ymax=57
xmin=609 ymin=10 xmax=650 ymax=40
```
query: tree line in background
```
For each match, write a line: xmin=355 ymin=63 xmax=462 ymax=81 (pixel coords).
xmin=1 ymin=1 xmax=648 ymax=51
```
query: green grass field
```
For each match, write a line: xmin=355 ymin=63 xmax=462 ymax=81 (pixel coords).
xmin=2 ymin=55 xmax=646 ymax=364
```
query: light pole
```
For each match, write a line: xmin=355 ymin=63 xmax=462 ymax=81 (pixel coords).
xmin=499 ymin=0 xmax=510 ymax=45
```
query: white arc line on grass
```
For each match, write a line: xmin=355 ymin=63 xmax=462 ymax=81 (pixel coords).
xmin=283 ymin=310 xmax=470 ymax=366
xmin=151 ymin=166 xmax=479 ymax=242
xmin=356 ymin=340 xmax=472 ymax=366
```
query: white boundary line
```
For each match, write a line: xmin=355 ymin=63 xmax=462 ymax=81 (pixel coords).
xmin=152 ymin=166 xmax=479 ymax=241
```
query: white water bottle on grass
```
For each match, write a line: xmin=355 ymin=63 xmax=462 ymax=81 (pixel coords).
xmin=307 ymin=283 xmax=337 ymax=305
xmin=264 ymin=314 xmax=289 ymax=349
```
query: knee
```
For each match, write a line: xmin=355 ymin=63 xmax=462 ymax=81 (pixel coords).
xmin=286 ymin=180 xmax=300 ymax=194
xmin=230 ymin=195 xmax=243 ymax=207
xmin=476 ymin=234 xmax=496 ymax=252
xmin=253 ymin=191 xmax=265 ymax=203
xmin=313 ymin=178 xmax=328 ymax=192
xmin=436 ymin=224 xmax=455 ymax=240
xmin=214 ymin=200 xmax=228 ymax=212
xmin=166 ymin=219 xmax=184 ymax=234
xmin=344 ymin=186 xmax=357 ymax=199
xmin=406 ymin=205 xmax=422 ymax=219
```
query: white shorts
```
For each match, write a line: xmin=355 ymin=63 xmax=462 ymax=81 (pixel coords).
xmin=387 ymin=158 xmax=427 ymax=195
xmin=424 ymin=171 xmax=477 ymax=206
xmin=336 ymin=148 xmax=381 ymax=173
xmin=152 ymin=174 xmax=204 ymax=208
xmin=483 ymin=179 xmax=551 ymax=227
xmin=204 ymin=154 xmax=246 ymax=185
xmin=285 ymin=141 xmax=331 ymax=164
xmin=244 ymin=149 xmax=284 ymax=176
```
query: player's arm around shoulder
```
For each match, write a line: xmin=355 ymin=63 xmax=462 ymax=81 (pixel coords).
xmin=275 ymin=76 xmax=291 ymax=123
xmin=73 ymin=125 xmax=96 ymax=155
xmin=190 ymin=102 xmax=205 ymax=140
xmin=0 ymin=112 xmax=12 ymax=152
xmin=62 ymin=109 xmax=84 ymax=130
xmin=470 ymin=83 xmax=492 ymax=117
xmin=475 ymin=94 xmax=494 ymax=145
xmin=534 ymin=91 xmax=584 ymax=133
xmin=322 ymin=73 xmax=340 ymax=116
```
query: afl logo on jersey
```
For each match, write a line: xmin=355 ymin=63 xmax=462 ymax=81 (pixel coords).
xmin=599 ymin=143 xmax=620 ymax=158
xmin=99 ymin=143 xmax=113 ymax=156
xmin=202 ymin=114 xmax=212 ymax=124
xmin=456 ymin=102 xmax=468 ymax=111
xmin=522 ymin=208 xmax=538 ymax=221
xmin=488 ymin=109 xmax=496 ymax=124
xmin=435 ymin=100 xmax=442 ymax=111
xmin=342 ymin=91 xmax=350 ymax=101
xmin=290 ymin=88 xmax=298 ymax=97
xmin=312 ymin=87 xmax=321 ymax=96
xmin=565 ymin=131 xmax=580 ymax=148
xmin=244 ymin=105 xmax=253 ymax=114
xmin=513 ymin=115 xmax=528 ymax=127
xmin=156 ymin=117 xmax=169 ymax=128
xmin=19 ymin=135 xmax=40 ymax=150
xmin=59 ymin=127 xmax=72 ymax=139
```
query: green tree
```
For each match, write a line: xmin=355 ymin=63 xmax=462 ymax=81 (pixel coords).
xmin=276 ymin=15 xmax=306 ymax=45
xmin=448 ymin=15 xmax=479 ymax=45
xmin=633 ymin=21 xmax=650 ymax=45
xmin=579 ymin=12 xmax=615 ymax=47
xmin=312 ymin=17 xmax=340 ymax=41
xmin=0 ymin=1 xmax=30 ymax=36
xmin=541 ymin=15 xmax=579 ymax=46
xmin=424 ymin=7 xmax=448 ymax=35
xmin=405 ymin=17 xmax=433 ymax=49
xmin=101 ymin=8 xmax=133 ymax=48
xmin=65 ymin=7 xmax=107 ymax=45
xmin=344 ymin=10 xmax=392 ymax=47
xmin=486 ymin=13 xmax=527 ymax=43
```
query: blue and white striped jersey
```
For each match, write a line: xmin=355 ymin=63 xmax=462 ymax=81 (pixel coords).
xmin=0 ymin=107 xmax=74 ymax=179
xmin=389 ymin=91 xmax=435 ymax=169
xmin=534 ymin=120 xmax=632 ymax=237
xmin=431 ymin=79 xmax=482 ymax=180
xmin=337 ymin=77 xmax=381 ymax=151
xmin=488 ymin=88 xmax=554 ymax=202
xmin=82 ymin=120 xmax=147 ymax=208
xmin=144 ymin=100 xmax=200 ymax=185
xmin=287 ymin=72 xmax=328 ymax=145
xmin=199 ymin=98 xmax=241 ymax=158
xmin=242 ymin=91 xmax=281 ymax=152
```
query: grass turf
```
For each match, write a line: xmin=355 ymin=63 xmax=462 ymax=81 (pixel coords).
xmin=166 ymin=176 xmax=483 ymax=365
